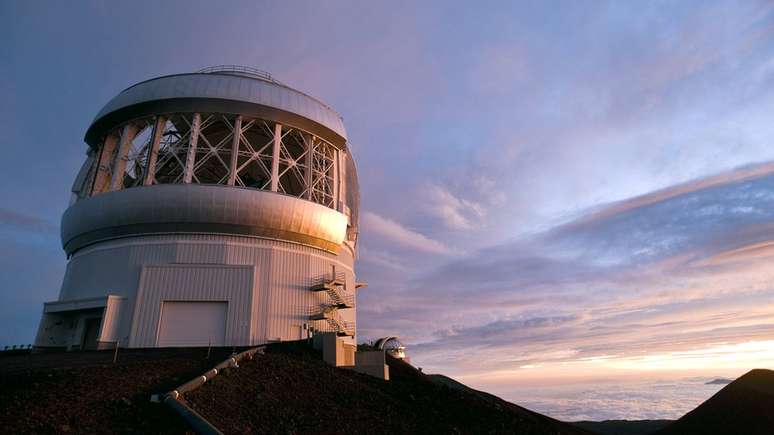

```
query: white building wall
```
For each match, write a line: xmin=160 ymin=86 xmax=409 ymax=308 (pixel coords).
xmin=99 ymin=295 xmax=126 ymax=344
xmin=130 ymin=264 xmax=255 ymax=347
xmin=56 ymin=234 xmax=356 ymax=347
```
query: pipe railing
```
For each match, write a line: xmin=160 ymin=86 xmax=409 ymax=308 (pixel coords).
xmin=162 ymin=346 xmax=266 ymax=435
xmin=2 ymin=344 xmax=33 ymax=352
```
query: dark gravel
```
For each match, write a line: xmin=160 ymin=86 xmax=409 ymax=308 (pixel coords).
xmin=185 ymin=342 xmax=590 ymax=435
xmin=0 ymin=343 xmax=591 ymax=434
xmin=656 ymin=368 xmax=774 ymax=435
xmin=0 ymin=347 xmax=241 ymax=434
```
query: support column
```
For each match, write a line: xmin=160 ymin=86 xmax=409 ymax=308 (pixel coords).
xmin=331 ymin=148 xmax=339 ymax=209
xmin=183 ymin=113 xmax=201 ymax=184
xmin=110 ymin=123 xmax=140 ymax=191
xmin=91 ymin=132 xmax=119 ymax=195
xmin=143 ymin=115 xmax=167 ymax=186
xmin=339 ymin=150 xmax=347 ymax=213
xmin=71 ymin=151 xmax=96 ymax=199
xmin=305 ymin=135 xmax=314 ymax=200
xmin=227 ymin=116 xmax=242 ymax=186
xmin=270 ymin=123 xmax=282 ymax=192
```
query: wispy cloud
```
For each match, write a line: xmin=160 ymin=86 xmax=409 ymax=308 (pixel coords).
xmin=0 ymin=209 xmax=57 ymax=234
xmin=421 ymin=184 xmax=485 ymax=231
xmin=361 ymin=211 xmax=457 ymax=255
xmin=365 ymin=163 xmax=774 ymax=382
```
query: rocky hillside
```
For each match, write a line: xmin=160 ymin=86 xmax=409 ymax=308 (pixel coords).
xmin=185 ymin=342 xmax=590 ymax=434
xmin=0 ymin=342 xmax=589 ymax=434
xmin=656 ymin=368 xmax=774 ymax=435
xmin=0 ymin=347 xmax=238 ymax=434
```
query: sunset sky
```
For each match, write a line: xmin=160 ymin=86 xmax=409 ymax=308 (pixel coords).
xmin=3 ymin=0 xmax=774 ymax=417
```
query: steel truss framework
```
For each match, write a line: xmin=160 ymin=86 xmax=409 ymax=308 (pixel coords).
xmin=77 ymin=112 xmax=342 ymax=211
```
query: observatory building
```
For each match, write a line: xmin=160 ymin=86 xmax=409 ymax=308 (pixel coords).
xmin=375 ymin=336 xmax=407 ymax=360
xmin=35 ymin=66 xmax=361 ymax=351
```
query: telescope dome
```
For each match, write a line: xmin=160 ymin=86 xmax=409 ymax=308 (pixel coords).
xmin=375 ymin=336 xmax=407 ymax=360
xmin=37 ymin=67 xmax=362 ymax=351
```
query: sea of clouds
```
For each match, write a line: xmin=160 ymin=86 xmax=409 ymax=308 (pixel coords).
xmin=502 ymin=377 xmax=726 ymax=421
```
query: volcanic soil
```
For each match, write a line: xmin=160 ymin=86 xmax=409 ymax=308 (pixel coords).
xmin=1 ymin=342 xmax=591 ymax=434
xmin=0 ymin=347 xmax=241 ymax=434
xmin=656 ymin=368 xmax=774 ymax=435
xmin=184 ymin=342 xmax=589 ymax=434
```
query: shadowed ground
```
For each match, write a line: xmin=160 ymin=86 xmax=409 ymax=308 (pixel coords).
xmin=0 ymin=347 xmax=243 ymax=434
xmin=4 ymin=343 xmax=771 ymax=434
xmin=0 ymin=343 xmax=590 ymax=434
xmin=656 ymin=368 xmax=774 ymax=435
xmin=184 ymin=342 xmax=590 ymax=434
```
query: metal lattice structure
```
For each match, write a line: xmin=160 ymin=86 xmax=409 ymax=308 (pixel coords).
xmin=78 ymin=113 xmax=342 ymax=211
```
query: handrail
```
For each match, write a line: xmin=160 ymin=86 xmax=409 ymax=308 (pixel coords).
xmin=311 ymin=272 xmax=346 ymax=286
xmin=307 ymin=306 xmax=355 ymax=336
xmin=196 ymin=65 xmax=281 ymax=84
xmin=162 ymin=346 xmax=266 ymax=434
xmin=328 ymin=291 xmax=354 ymax=307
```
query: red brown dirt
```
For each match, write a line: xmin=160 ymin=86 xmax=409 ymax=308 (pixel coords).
xmin=184 ymin=341 xmax=591 ymax=434
xmin=1 ymin=343 xmax=591 ymax=434
xmin=0 ymin=347 xmax=242 ymax=434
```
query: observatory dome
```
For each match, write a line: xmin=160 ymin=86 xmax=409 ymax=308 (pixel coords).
xmin=375 ymin=336 xmax=407 ymax=360
xmin=85 ymin=66 xmax=348 ymax=148
xmin=64 ymin=66 xmax=359 ymax=255
xmin=37 ymin=66 xmax=362 ymax=351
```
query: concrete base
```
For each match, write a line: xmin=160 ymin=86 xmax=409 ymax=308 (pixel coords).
xmin=314 ymin=332 xmax=355 ymax=366
xmin=314 ymin=333 xmax=390 ymax=380
xmin=344 ymin=364 xmax=390 ymax=380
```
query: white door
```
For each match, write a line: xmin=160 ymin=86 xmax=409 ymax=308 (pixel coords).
xmin=157 ymin=301 xmax=227 ymax=347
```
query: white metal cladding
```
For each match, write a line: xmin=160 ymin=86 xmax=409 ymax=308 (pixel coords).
xmin=56 ymin=234 xmax=356 ymax=346
xmin=99 ymin=296 xmax=126 ymax=343
xmin=157 ymin=302 xmax=228 ymax=347
xmin=130 ymin=264 xmax=255 ymax=347
xmin=43 ymin=295 xmax=110 ymax=313
xmin=92 ymin=73 xmax=347 ymax=141
xmin=61 ymin=184 xmax=349 ymax=255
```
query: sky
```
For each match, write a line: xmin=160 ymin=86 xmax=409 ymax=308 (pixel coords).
xmin=3 ymin=0 xmax=774 ymax=417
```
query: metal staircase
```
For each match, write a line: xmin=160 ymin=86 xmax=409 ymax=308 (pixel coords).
xmin=325 ymin=316 xmax=354 ymax=337
xmin=309 ymin=272 xmax=355 ymax=336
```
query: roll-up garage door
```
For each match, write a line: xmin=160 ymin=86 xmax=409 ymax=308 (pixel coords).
xmin=157 ymin=301 xmax=227 ymax=347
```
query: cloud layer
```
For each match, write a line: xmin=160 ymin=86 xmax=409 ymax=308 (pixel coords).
xmin=360 ymin=164 xmax=774 ymax=384
xmin=362 ymin=211 xmax=456 ymax=256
